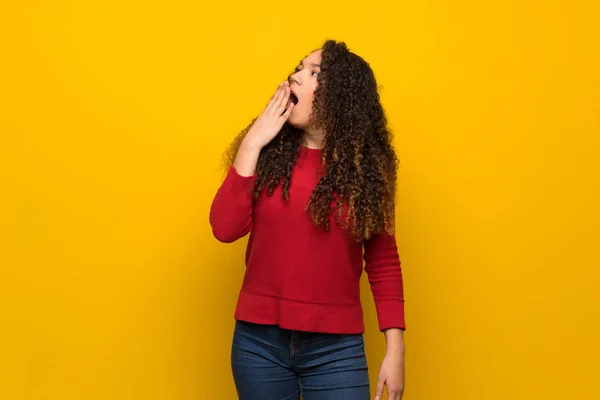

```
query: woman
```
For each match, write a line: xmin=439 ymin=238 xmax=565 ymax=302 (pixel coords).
xmin=210 ymin=40 xmax=406 ymax=400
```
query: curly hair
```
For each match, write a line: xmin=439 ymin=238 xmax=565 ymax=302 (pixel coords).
xmin=222 ymin=40 xmax=398 ymax=241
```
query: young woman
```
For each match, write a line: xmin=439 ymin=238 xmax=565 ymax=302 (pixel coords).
xmin=210 ymin=40 xmax=406 ymax=400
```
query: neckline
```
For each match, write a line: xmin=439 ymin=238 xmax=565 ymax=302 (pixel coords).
xmin=300 ymin=144 xmax=322 ymax=153
xmin=298 ymin=145 xmax=322 ymax=164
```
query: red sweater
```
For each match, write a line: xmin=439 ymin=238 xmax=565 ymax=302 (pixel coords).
xmin=209 ymin=146 xmax=405 ymax=334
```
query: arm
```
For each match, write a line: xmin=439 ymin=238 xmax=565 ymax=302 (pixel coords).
xmin=363 ymin=231 xmax=406 ymax=400
xmin=209 ymin=156 xmax=256 ymax=243
xmin=376 ymin=328 xmax=405 ymax=400
xmin=363 ymin=231 xmax=406 ymax=331
xmin=209 ymin=81 xmax=294 ymax=243
xmin=209 ymin=138 xmax=264 ymax=242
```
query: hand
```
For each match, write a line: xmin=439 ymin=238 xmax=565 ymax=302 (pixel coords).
xmin=374 ymin=348 xmax=405 ymax=400
xmin=245 ymin=81 xmax=294 ymax=149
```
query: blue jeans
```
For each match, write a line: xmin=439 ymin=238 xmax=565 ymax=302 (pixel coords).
xmin=231 ymin=320 xmax=370 ymax=400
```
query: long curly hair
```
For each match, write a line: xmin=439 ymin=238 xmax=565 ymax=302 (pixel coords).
xmin=222 ymin=40 xmax=398 ymax=241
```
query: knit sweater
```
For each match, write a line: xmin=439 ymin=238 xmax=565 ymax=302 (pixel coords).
xmin=209 ymin=145 xmax=405 ymax=334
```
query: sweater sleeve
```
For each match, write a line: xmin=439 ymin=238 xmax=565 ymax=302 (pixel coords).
xmin=363 ymin=231 xmax=406 ymax=331
xmin=209 ymin=165 xmax=256 ymax=243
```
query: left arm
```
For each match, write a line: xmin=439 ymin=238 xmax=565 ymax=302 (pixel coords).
xmin=363 ymin=232 xmax=406 ymax=400
xmin=377 ymin=328 xmax=405 ymax=400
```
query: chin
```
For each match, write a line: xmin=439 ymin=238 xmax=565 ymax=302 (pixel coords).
xmin=287 ymin=120 xmax=303 ymax=129
xmin=287 ymin=114 xmax=310 ymax=130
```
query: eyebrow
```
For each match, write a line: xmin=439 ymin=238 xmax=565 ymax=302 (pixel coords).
xmin=299 ymin=61 xmax=321 ymax=68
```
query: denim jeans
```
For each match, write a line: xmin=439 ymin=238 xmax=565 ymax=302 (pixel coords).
xmin=231 ymin=320 xmax=370 ymax=400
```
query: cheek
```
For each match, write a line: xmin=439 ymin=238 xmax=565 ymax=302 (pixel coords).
xmin=304 ymin=90 xmax=316 ymax=110
xmin=303 ymin=96 xmax=313 ymax=112
xmin=297 ymin=94 xmax=313 ymax=113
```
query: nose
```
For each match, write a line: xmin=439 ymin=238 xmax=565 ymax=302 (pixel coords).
xmin=288 ymin=71 xmax=301 ymax=86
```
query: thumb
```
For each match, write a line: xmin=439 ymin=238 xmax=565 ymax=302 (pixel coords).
xmin=374 ymin=378 xmax=385 ymax=400
xmin=278 ymin=101 xmax=294 ymax=122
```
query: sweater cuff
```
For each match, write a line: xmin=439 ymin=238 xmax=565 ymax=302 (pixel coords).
xmin=375 ymin=299 xmax=406 ymax=331
xmin=225 ymin=165 xmax=256 ymax=191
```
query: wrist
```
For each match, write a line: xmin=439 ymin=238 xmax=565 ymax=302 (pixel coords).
xmin=242 ymin=132 xmax=266 ymax=151
xmin=233 ymin=136 xmax=263 ymax=177
xmin=383 ymin=328 xmax=405 ymax=354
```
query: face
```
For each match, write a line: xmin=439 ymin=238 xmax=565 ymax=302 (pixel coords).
xmin=287 ymin=49 xmax=322 ymax=129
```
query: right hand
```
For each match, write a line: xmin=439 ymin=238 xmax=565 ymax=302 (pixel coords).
xmin=244 ymin=81 xmax=294 ymax=149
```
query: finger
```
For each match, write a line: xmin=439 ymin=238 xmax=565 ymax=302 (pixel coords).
xmin=275 ymin=85 xmax=291 ymax=115
xmin=264 ymin=83 xmax=282 ymax=113
xmin=266 ymin=82 xmax=285 ymax=114
xmin=374 ymin=380 xmax=384 ymax=400
xmin=274 ymin=82 xmax=290 ymax=114
xmin=389 ymin=388 xmax=403 ymax=400
xmin=265 ymin=83 xmax=281 ymax=106
xmin=278 ymin=102 xmax=294 ymax=123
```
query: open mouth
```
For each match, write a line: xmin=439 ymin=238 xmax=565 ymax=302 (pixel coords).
xmin=283 ymin=93 xmax=299 ymax=116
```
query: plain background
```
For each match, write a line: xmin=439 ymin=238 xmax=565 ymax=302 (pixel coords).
xmin=1 ymin=0 xmax=599 ymax=399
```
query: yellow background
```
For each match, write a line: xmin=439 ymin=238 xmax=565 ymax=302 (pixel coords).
xmin=1 ymin=1 xmax=599 ymax=399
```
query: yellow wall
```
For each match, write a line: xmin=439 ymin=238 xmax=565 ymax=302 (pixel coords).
xmin=1 ymin=1 xmax=598 ymax=399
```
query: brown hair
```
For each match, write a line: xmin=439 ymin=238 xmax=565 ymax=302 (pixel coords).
xmin=222 ymin=40 xmax=398 ymax=241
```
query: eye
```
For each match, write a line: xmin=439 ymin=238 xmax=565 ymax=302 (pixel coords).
xmin=312 ymin=71 xmax=319 ymax=77
xmin=294 ymin=66 xmax=301 ymax=73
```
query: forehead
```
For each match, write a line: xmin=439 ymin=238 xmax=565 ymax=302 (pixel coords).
xmin=301 ymin=49 xmax=322 ymax=65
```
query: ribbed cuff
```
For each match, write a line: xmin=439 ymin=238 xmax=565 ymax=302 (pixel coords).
xmin=376 ymin=299 xmax=406 ymax=331
xmin=224 ymin=165 xmax=256 ymax=192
